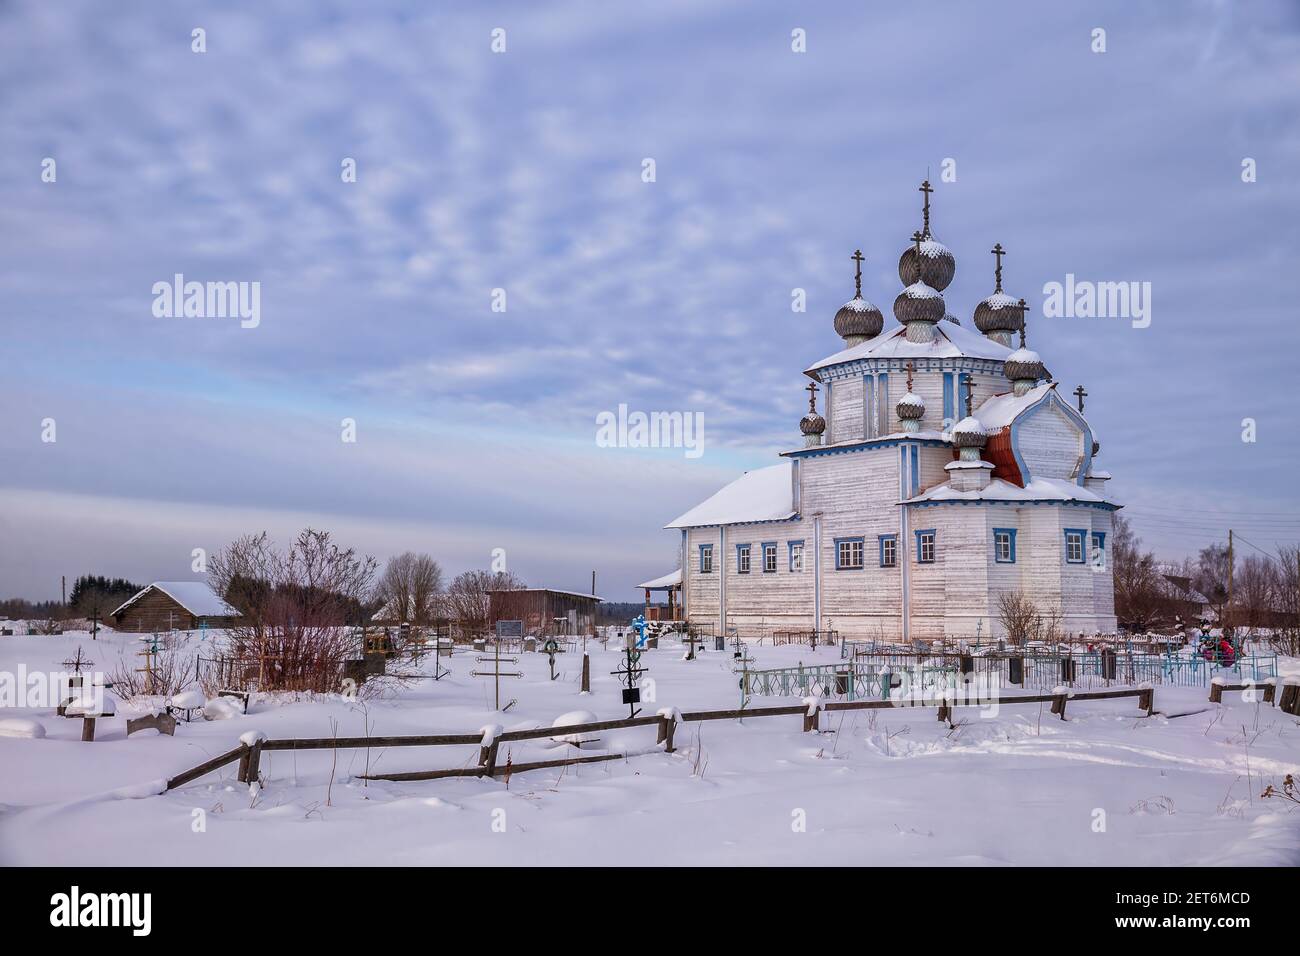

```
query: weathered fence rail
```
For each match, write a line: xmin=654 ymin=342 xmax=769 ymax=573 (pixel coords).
xmin=165 ymin=687 xmax=1160 ymax=792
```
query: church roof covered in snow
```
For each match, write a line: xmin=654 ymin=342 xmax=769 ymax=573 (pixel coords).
xmin=637 ymin=568 xmax=682 ymax=590
xmin=973 ymin=382 xmax=1091 ymax=433
xmin=665 ymin=462 xmax=795 ymax=529
xmin=902 ymin=476 xmax=1118 ymax=508
xmin=110 ymin=581 xmax=239 ymax=619
xmin=805 ymin=320 xmax=1013 ymax=376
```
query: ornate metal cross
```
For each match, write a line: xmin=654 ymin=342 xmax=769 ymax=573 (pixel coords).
xmin=1074 ymin=384 xmax=1088 ymax=412
xmin=919 ymin=179 xmax=934 ymax=236
xmin=851 ymin=249 xmax=864 ymax=297
xmin=990 ymin=243 xmax=1005 ymax=291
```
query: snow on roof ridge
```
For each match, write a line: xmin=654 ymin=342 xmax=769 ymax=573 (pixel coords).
xmin=111 ymin=581 xmax=238 ymax=619
xmin=665 ymin=462 xmax=795 ymax=529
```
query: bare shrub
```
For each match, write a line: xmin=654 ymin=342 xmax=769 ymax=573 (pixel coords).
xmin=107 ymin=638 xmax=198 ymax=700
xmin=207 ymin=528 xmax=377 ymax=694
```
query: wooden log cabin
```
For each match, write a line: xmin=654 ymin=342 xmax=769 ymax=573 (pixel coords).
xmin=110 ymin=581 xmax=241 ymax=633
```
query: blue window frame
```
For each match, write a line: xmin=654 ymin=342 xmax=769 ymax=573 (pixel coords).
xmin=1091 ymin=531 xmax=1106 ymax=569
xmin=915 ymin=529 xmax=936 ymax=564
xmin=736 ymin=543 xmax=751 ymax=574
xmin=1064 ymin=528 xmax=1086 ymax=564
xmin=879 ymin=534 xmax=898 ymax=568
xmin=698 ymin=544 xmax=713 ymax=573
xmin=993 ymin=528 xmax=1017 ymax=564
xmin=762 ymin=542 xmax=778 ymax=573
xmin=788 ymin=540 xmax=805 ymax=572
xmin=834 ymin=536 xmax=865 ymax=570
xmin=942 ymin=372 xmax=955 ymax=429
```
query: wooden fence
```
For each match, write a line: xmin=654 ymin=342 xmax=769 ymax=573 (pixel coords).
xmin=164 ymin=687 xmax=1157 ymax=792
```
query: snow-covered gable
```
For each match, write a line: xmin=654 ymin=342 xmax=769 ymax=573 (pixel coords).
xmin=974 ymin=383 xmax=1094 ymax=487
xmin=665 ymin=462 xmax=795 ymax=529
xmin=110 ymin=581 xmax=238 ymax=619
xmin=806 ymin=321 xmax=1013 ymax=375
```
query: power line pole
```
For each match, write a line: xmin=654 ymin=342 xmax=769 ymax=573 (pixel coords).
xmin=1227 ymin=529 xmax=1234 ymax=634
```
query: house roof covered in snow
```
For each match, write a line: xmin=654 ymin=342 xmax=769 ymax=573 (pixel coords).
xmin=902 ymin=476 xmax=1118 ymax=509
xmin=665 ymin=462 xmax=796 ymax=529
xmin=806 ymin=321 xmax=1014 ymax=375
xmin=110 ymin=581 xmax=239 ymax=619
xmin=637 ymin=568 xmax=682 ymax=590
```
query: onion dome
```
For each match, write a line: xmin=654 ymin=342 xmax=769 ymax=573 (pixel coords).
xmin=1004 ymin=314 xmax=1045 ymax=393
xmin=896 ymin=363 xmax=924 ymax=433
xmin=1092 ymin=439 xmax=1101 ymax=457
xmin=800 ymin=382 xmax=826 ymax=445
xmin=834 ymin=297 xmax=884 ymax=343
xmin=943 ymin=311 xmax=960 ymax=325
xmin=898 ymin=237 xmax=955 ymax=292
xmin=898 ymin=181 xmax=955 ymax=292
xmin=951 ymin=416 xmax=987 ymax=448
xmin=973 ymin=243 xmax=1025 ymax=343
xmin=893 ymin=280 xmax=945 ymax=325
xmin=897 ymin=391 xmax=925 ymax=420
xmin=800 ymin=411 xmax=826 ymax=436
xmin=834 ymin=250 xmax=884 ymax=345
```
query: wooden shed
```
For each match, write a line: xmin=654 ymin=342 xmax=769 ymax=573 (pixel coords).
xmin=110 ymin=581 xmax=241 ymax=633
xmin=487 ymin=588 xmax=602 ymax=636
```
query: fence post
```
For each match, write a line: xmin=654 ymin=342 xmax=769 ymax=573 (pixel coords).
xmin=245 ymin=740 xmax=264 ymax=783
xmin=236 ymin=743 xmax=252 ymax=783
xmin=1208 ymin=682 xmax=1223 ymax=704
xmin=479 ymin=739 xmax=501 ymax=777
xmin=1138 ymin=687 xmax=1154 ymax=716
xmin=1051 ymin=691 xmax=1068 ymax=720
xmin=657 ymin=713 xmax=677 ymax=753
xmin=581 ymin=653 xmax=590 ymax=693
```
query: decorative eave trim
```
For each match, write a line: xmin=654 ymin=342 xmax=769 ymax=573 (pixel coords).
xmin=808 ymin=355 xmax=1007 ymax=384
xmin=669 ymin=513 xmax=803 ymax=531
xmin=782 ymin=437 xmax=949 ymax=460
xmin=899 ymin=498 xmax=1121 ymax=512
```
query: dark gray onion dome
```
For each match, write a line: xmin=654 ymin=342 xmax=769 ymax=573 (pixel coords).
xmin=1092 ymin=439 xmax=1101 ymax=456
xmin=951 ymin=415 xmax=988 ymax=447
xmin=1004 ymin=346 xmax=1045 ymax=382
xmin=896 ymin=391 xmax=925 ymax=420
xmin=894 ymin=281 xmax=945 ymax=326
xmin=898 ymin=237 xmax=955 ymax=292
xmin=800 ymin=412 xmax=826 ymax=436
xmin=973 ymin=291 xmax=1025 ymax=334
xmin=834 ymin=295 xmax=884 ymax=340
xmin=943 ymin=311 xmax=960 ymax=325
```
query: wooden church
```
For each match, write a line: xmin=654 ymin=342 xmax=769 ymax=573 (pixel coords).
xmin=656 ymin=182 xmax=1119 ymax=642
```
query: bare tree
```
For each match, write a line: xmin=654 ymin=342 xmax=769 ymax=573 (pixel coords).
xmin=207 ymin=528 xmax=377 ymax=693
xmin=444 ymin=570 xmax=523 ymax=640
xmin=1113 ymin=515 xmax=1178 ymax=632
xmin=996 ymin=591 xmax=1038 ymax=647
xmin=373 ymin=552 xmax=444 ymax=625
xmin=1271 ymin=545 xmax=1300 ymax=656
xmin=1235 ymin=554 xmax=1275 ymax=630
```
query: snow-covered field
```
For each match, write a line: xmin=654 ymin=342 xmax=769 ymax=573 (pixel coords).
xmin=1 ymin=629 xmax=1298 ymax=866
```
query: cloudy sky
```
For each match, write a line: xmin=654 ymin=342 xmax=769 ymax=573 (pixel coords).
xmin=3 ymin=0 xmax=1299 ymax=602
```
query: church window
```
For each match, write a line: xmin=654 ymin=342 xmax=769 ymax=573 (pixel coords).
xmin=835 ymin=537 xmax=865 ymax=570
xmin=762 ymin=542 xmax=778 ymax=573
xmin=879 ymin=535 xmax=897 ymax=568
xmin=915 ymin=529 xmax=936 ymax=564
xmin=1091 ymin=532 xmax=1106 ymax=569
xmin=788 ymin=541 xmax=804 ymax=572
xmin=994 ymin=528 xmax=1017 ymax=563
xmin=737 ymin=544 xmax=751 ymax=574
xmin=1064 ymin=529 xmax=1086 ymax=564
xmin=699 ymin=545 xmax=713 ymax=574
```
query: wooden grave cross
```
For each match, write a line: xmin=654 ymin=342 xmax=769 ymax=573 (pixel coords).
xmin=610 ymin=644 xmax=649 ymax=718
xmin=472 ymin=640 xmax=520 ymax=711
